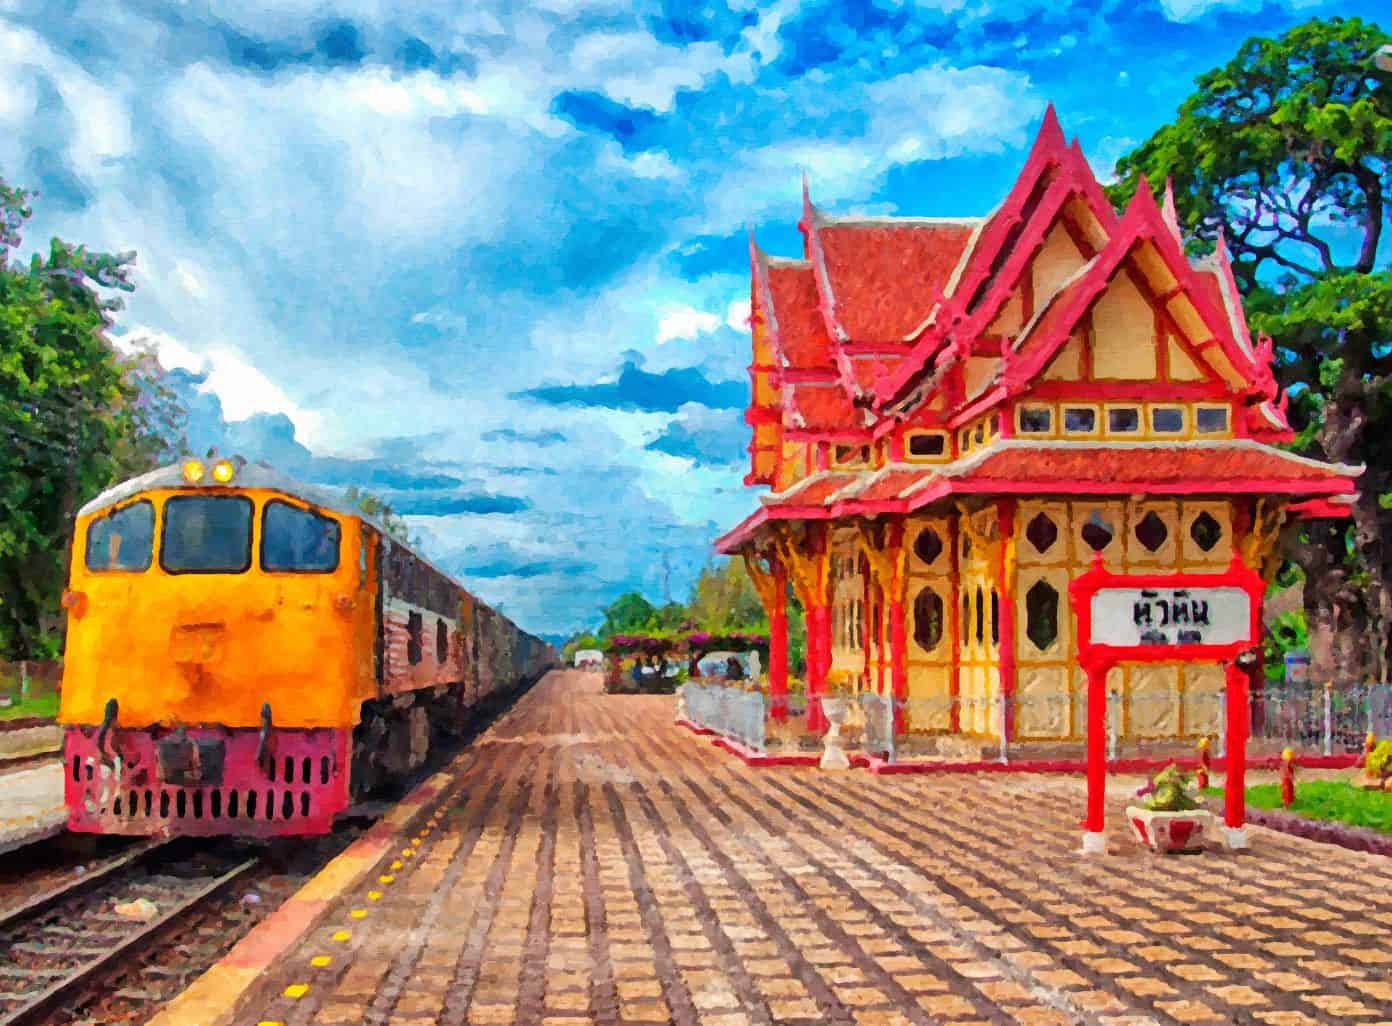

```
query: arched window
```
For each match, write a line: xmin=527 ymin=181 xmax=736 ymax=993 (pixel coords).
xmin=913 ymin=589 xmax=944 ymax=652
xmin=437 ymin=618 xmax=449 ymax=664
xmin=974 ymin=586 xmax=985 ymax=645
xmin=1026 ymin=580 xmax=1060 ymax=651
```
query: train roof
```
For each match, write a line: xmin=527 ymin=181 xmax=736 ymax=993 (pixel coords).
xmin=79 ymin=461 xmax=367 ymax=522
xmin=79 ymin=461 xmax=556 ymax=650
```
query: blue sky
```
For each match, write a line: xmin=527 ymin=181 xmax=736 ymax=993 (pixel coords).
xmin=1 ymin=0 xmax=1382 ymax=639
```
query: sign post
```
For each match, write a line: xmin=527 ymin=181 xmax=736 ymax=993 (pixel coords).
xmin=1070 ymin=552 xmax=1263 ymax=854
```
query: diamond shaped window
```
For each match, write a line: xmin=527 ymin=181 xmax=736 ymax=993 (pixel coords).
xmin=914 ymin=527 xmax=943 ymax=566
xmin=1135 ymin=511 xmax=1169 ymax=553
xmin=1190 ymin=511 xmax=1223 ymax=552
xmin=1080 ymin=513 xmax=1114 ymax=552
xmin=1025 ymin=512 xmax=1058 ymax=554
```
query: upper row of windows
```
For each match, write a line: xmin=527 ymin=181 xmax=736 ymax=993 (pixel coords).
xmin=1018 ymin=403 xmax=1230 ymax=438
xmin=85 ymin=496 xmax=341 ymax=575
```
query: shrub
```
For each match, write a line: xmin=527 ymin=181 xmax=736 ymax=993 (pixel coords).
xmin=1142 ymin=764 xmax=1202 ymax=812
xmin=1367 ymin=739 xmax=1392 ymax=778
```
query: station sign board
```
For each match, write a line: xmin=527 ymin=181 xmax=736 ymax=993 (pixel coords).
xmin=1089 ymin=586 xmax=1254 ymax=649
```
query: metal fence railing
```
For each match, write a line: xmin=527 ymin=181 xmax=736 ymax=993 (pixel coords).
xmin=680 ymin=683 xmax=766 ymax=752
xmin=0 ymin=660 xmax=61 ymax=715
xmin=751 ymin=682 xmax=1392 ymax=765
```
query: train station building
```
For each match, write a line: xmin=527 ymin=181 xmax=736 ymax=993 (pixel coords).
xmin=715 ymin=106 xmax=1361 ymax=743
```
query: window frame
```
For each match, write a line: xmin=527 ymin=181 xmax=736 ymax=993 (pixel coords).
xmin=1016 ymin=404 xmax=1055 ymax=436
xmin=158 ymin=494 xmax=254 ymax=576
xmin=1061 ymin=404 xmax=1101 ymax=438
xmin=1194 ymin=404 xmax=1231 ymax=436
xmin=1104 ymin=404 xmax=1141 ymax=437
xmin=1148 ymin=404 xmax=1188 ymax=437
xmin=83 ymin=499 xmax=155 ymax=574
xmin=904 ymin=430 xmax=949 ymax=463
xmin=259 ymin=498 xmax=343 ymax=575
xmin=831 ymin=443 xmax=870 ymax=469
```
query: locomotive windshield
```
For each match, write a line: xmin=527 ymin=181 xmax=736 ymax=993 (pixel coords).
xmin=160 ymin=495 xmax=253 ymax=574
xmin=261 ymin=499 xmax=341 ymax=572
xmin=84 ymin=500 xmax=154 ymax=572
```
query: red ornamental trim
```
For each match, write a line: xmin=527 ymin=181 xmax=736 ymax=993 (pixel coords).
xmin=1067 ymin=552 xmax=1263 ymax=672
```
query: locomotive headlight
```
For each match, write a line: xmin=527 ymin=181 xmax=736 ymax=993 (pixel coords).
xmin=211 ymin=458 xmax=236 ymax=483
xmin=181 ymin=459 xmax=205 ymax=483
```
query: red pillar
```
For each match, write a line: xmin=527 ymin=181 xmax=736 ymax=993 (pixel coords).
xmin=996 ymin=501 xmax=1016 ymax=743
xmin=948 ymin=511 xmax=961 ymax=734
xmin=1223 ymin=656 xmax=1252 ymax=845
xmin=769 ymin=562 xmax=789 ymax=722
xmin=887 ymin=519 xmax=908 ymax=734
xmin=1083 ymin=659 xmax=1108 ymax=853
xmin=805 ymin=603 xmax=831 ymax=733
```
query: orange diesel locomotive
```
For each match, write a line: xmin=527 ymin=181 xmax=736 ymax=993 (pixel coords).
xmin=60 ymin=456 xmax=553 ymax=836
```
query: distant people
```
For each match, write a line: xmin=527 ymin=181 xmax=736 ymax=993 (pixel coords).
xmin=725 ymin=656 xmax=746 ymax=681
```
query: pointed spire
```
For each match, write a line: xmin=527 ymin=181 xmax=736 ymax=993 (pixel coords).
xmin=1161 ymin=178 xmax=1181 ymax=240
xmin=1123 ymin=173 xmax=1164 ymax=232
xmin=1036 ymin=101 xmax=1065 ymax=151
xmin=802 ymin=168 xmax=811 ymax=211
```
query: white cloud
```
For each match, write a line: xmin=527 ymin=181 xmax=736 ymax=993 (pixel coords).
xmin=657 ymin=306 xmax=721 ymax=343
xmin=725 ymin=298 xmax=751 ymax=332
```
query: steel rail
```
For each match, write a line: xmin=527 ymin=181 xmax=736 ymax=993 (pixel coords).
xmin=0 ymin=845 xmax=258 ymax=1026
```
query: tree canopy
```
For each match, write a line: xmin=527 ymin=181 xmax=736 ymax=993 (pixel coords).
xmin=0 ymin=178 xmax=181 ymax=659
xmin=1110 ymin=16 xmax=1392 ymax=679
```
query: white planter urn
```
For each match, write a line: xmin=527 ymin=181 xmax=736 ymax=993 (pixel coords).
xmin=1126 ymin=806 xmax=1214 ymax=854
xmin=819 ymin=697 xmax=850 ymax=771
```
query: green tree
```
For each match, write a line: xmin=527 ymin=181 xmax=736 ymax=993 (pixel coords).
xmin=343 ymin=485 xmax=416 ymax=546
xmin=599 ymin=591 xmax=657 ymax=638
xmin=1109 ymin=16 xmax=1392 ymax=678
xmin=0 ymin=177 xmax=162 ymax=659
xmin=686 ymin=558 xmax=767 ymax=633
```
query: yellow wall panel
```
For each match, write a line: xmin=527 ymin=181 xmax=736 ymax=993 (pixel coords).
xmin=1016 ymin=664 xmax=1070 ymax=739
xmin=1127 ymin=664 xmax=1181 ymax=738
xmin=1183 ymin=663 xmax=1225 ymax=736
xmin=1091 ymin=273 xmax=1157 ymax=380
xmin=1042 ymin=334 xmax=1084 ymax=380
xmin=1032 ymin=222 xmax=1086 ymax=304
xmin=1166 ymin=335 xmax=1205 ymax=381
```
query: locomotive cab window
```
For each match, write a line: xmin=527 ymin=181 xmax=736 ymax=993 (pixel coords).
xmin=261 ymin=500 xmax=341 ymax=573
xmin=84 ymin=500 xmax=154 ymax=572
xmin=160 ymin=495 xmax=253 ymax=574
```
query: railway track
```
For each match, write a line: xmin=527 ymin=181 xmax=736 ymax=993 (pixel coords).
xmin=0 ymin=839 xmax=258 ymax=1026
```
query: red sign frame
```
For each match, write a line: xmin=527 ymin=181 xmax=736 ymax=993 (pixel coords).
xmin=1069 ymin=552 xmax=1263 ymax=852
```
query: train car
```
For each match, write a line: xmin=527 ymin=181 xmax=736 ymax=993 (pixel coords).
xmin=59 ymin=456 xmax=554 ymax=837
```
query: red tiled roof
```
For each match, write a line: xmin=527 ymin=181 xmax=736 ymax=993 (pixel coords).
xmin=786 ymin=382 xmax=865 ymax=433
xmin=952 ymin=444 xmax=1355 ymax=491
xmin=846 ymin=467 xmax=934 ymax=503
xmin=766 ymin=262 xmax=833 ymax=370
xmin=815 ymin=222 xmax=975 ymax=341
xmin=764 ymin=472 xmax=860 ymax=507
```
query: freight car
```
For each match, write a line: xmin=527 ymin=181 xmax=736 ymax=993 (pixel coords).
xmin=59 ymin=456 xmax=554 ymax=836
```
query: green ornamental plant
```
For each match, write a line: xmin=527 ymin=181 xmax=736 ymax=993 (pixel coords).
xmin=1367 ymin=739 xmax=1392 ymax=778
xmin=1142 ymin=764 xmax=1203 ymax=812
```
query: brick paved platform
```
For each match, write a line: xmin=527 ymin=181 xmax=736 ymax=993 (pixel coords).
xmin=240 ymin=670 xmax=1392 ymax=1026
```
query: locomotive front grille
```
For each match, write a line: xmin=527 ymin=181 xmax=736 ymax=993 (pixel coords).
xmin=64 ymin=724 xmax=349 ymax=837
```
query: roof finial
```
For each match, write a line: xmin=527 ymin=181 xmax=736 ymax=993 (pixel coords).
xmin=1161 ymin=177 xmax=1181 ymax=239
xmin=1036 ymin=102 xmax=1065 ymax=152
xmin=801 ymin=168 xmax=811 ymax=211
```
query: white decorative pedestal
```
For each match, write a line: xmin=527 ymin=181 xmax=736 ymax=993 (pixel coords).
xmin=1126 ymin=807 xmax=1214 ymax=854
xmin=1080 ymin=831 xmax=1108 ymax=855
xmin=820 ymin=697 xmax=850 ymax=771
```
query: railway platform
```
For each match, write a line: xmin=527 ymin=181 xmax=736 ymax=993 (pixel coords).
xmin=0 ymin=758 xmax=65 ymax=854
xmin=175 ymin=670 xmax=1391 ymax=1026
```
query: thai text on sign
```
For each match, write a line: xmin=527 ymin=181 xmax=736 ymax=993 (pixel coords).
xmin=1089 ymin=587 xmax=1254 ymax=648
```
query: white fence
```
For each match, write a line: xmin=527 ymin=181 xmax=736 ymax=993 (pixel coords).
xmin=680 ymin=683 xmax=766 ymax=752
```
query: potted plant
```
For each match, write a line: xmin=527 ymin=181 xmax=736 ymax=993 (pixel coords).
xmin=1126 ymin=763 xmax=1213 ymax=853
